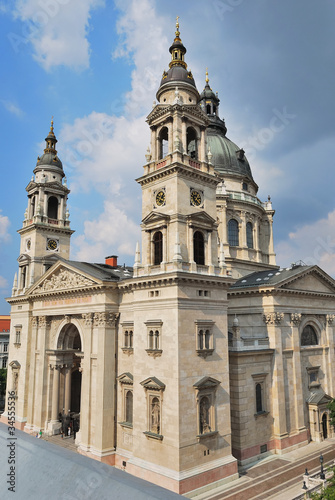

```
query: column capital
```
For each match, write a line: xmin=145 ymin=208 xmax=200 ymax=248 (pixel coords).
xmin=82 ymin=312 xmax=93 ymax=326
xmin=290 ymin=313 xmax=302 ymax=325
xmin=263 ymin=312 xmax=284 ymax=325
xmin=93 ymin=312 xmax=119 ymax=327
xmin=327 ymin=314 xmax=335 ymax=325
xmin=38 ymin=315 xmax=49 ymax=328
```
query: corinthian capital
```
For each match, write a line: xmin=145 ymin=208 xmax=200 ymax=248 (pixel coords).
xmin=263 ymin=312 xmax=284 ymax=325
xmin=290 ymin=313 xmax=302 ymax=325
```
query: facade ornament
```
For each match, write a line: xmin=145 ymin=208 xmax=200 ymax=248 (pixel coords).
xmin=173 ymin=231 xmax=182 ymax=262
xmin=207 ymin=147 xmax=213 ymax=165
xmin=327 ymin=314 xmax=335 ymax=324
xmin=145 ymin=146 xmax=151 ymax=163
xmin=219 ymin=242 xmax=226 ymax=268
xmin=290 ymin=313 xmax=302 ymax=325
xmin=263 ymin=312 xmax=284 ymax=325
xmin=64 ymin=315 xmax=71 ymax=324
xmin=82 ymin=313 xmax=93 ymax=326
xmin=38 ymin=316 xmax=49 ymax=328
xmin=134 ymin=242 xmax=141 ymax=268
xmin=31 ymin=316 xmax=38 ymax=328
xmin=32 ymin=268 xmax=95 ymax=293
xmin=94 ymin=312 xmax=108 ymax=327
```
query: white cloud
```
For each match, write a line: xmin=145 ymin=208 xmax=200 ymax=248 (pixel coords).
xmin=113 ymin=0 xmax=169 ymax=116
xmin=0 ymin=211 xmax=10 ymax=241
xmin=58 ymin=0 xmax=169 ymax=261
xmin=12 ymin=0 xmax=105 ymax=70
xmin=276 ymin=210 xmax=335 ymax=276
xmin=1 ymin=99 xmax=24 ymax=117
xmin=72 ymin=200 xmax=141 ymax=262
xmin=0 ymin=276 xmax=8 ymax=289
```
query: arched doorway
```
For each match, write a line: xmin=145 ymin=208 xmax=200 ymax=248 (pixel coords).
xmin=52 ymin=323 xmax=83 ymax=433
xmin=322 ymin=413 xmax=328 ymax=439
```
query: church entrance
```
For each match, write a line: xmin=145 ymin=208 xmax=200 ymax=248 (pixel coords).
xmin=322 ymin=413 xmax=328 ymax=439
xmin=48 ymin=322 xmax=83 ymax=435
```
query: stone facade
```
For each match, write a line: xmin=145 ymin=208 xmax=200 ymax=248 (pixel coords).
xmin=3 ymin=20 xmax=335 ymax=496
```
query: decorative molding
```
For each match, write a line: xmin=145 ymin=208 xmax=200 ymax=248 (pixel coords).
xmin=263 ymin=312 xmax=284 ymax=325
xmin=93 ymin=312 xmax=119 ymax=327
xmin=291 ymin=313 xmax=302 ymax=325
xmin=82 ymin=313 xmax=93 ymax=326
xmin=38 ymin=316 xmax=49 ymax=328
xmin=327 ymin=314 xmax=335 ymax=325
xmin=32 ymin=268 xmax=95 ymax=294
xmin=31 ymin=317 xmax=38 ymax=328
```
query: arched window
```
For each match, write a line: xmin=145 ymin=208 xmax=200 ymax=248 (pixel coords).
xmin=199 ymin=396 xmax=211 ymax=434
xmin=228 ymin=219 xmax=239 ymax=246
xmin=125 ymin=390 xmax=133 ymax=424
xmin=246 ymin=222 xmax=253 ymax=249
xmin=159 ymin=127 xmax=169 ymax=159
xmin=194 ymin=231 xmax=205 ymax=265
xmin=153 ymin=231 xmax=163 ymax=265
xmin=187 ymin=127 xmax=198 ymax=159
xmin=205 ymin=330 xmax=211 ymax=349
xmin=47 ymin=196 xmax=58 ymax=219
xmin=301 ymin=325 xmax=318 ymax=346
xmin=256 ymin=383 xmax=262 ymax=413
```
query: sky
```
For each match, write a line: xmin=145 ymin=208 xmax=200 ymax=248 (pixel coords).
xmin=0 ymin=0 xmax=335 ymax=313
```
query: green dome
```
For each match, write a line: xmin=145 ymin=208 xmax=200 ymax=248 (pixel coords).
xmin=207 ymin=125 xmax=253 ymax=181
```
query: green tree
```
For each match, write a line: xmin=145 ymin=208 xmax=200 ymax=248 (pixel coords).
xmin=311 ymin=467 xmax=335 ymax=499
xmin=327 ymin=399 xmax=335 ymax=428
xmin=0 ymin=368 xmax=7 ymax=397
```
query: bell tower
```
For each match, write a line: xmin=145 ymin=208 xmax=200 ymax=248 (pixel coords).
xmin=14 ymin=120 xmax=74 ymax=295
xmin=119 ymin=20 xmax=237 ymax=494
xmin=135 ymin=19 xmax=224 ymax=277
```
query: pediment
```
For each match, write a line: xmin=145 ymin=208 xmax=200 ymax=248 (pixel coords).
xmin=118 ymin=372 xmax=133 ymax=385
xmin=187 ymin=211 xmax=216 ymax=226
xmin=18 ymin=253 xmax=31 ymax=263
xmin=193 ymin=376 xmax=221 ymax=389
xmin=279 ymin=268 xmax=335 ymax=294
xmin=307 ymin=389 xmax=333 ymax=406
xmin=140 ymin=376 xmax=165 ymax=391
xmin=29 ymin=263 xmax=98 ymax=295
xmin=142 ymin=211 xmax=170 ymax=226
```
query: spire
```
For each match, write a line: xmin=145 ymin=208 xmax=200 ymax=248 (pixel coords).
xmin=44 ymin=117 xmax=58 ymax=154
xmin=169 ymin=16 xmax=187 ymax=69
xmin=205 ymin=68 xmax=209 ymax=84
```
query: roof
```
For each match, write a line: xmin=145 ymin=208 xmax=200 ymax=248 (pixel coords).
xmin=207 ymin=127 xmax=254 ymax=181
xmin=230 ymin=265 xmax=311 ymax=289
xmin=0 ymin=315 xmax=10 ymax=332
xmin=66 ymin=260 xmax=133 ymax=282
xmin=0 ymin=424 xmax=182 ymax=499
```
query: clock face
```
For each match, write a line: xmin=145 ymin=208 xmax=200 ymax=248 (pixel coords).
xmin=190 ymin=189 xmax=202 ymax=207
xmin=47 ymin=239 xmax=58 ymax=251
xmin=155 ymin=190 xmax=166 ymax=207
xmin=26 ymin=239 xmax=31 ymax=251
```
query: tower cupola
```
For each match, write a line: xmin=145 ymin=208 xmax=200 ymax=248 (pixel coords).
xmin=157 ymin=18 xmax=198 ymax=102
xmin=35 ymin=119 xmax=64 ymax=174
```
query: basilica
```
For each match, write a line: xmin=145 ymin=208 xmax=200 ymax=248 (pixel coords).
xmin=4 ymin=21 xmax=335 ymax=495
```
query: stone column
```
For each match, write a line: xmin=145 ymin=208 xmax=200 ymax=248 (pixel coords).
xmin=264 ymin=312 xmax=288 ymax=444
xmin=25 ymin=317 xmax=38 ymax=431
xmin=150 ymin=126 xmax=157 ymax=161
xmin=51 ymin=365 xmax=60 ymax=421
xmin=43 ymin=191 xmax=48 ymax=217
xmin=290 ymin=314 xmax=306 ymax=437
xmin=326 ymin=315 xmax=335 ymax=396
xmin=78 ymin=313 xmax=93 ymax=450
xmin=92 ymin=312 xmax=118 ymax=456
xmin=181 ymin=118 xmax=187 ymax=154
xmin=32 ymin=316 xmax=49 ymax=430
xmin=254 ymin=218 xmax=261 ymax=261
xmin=60 ymin=196 xmax=64 ymax=221
xmin=268 ymin=217 xmax=276 ymax=264
xmin=200 ymin=126 xmax=206 ymax=162
xmin=162 ymin=225 xmax=168 ymax=264
xmin=64 ymin=365 xmax=72 ymax=414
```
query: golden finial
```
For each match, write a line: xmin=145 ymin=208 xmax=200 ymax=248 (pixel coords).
xmin=50 ymin=116 xmax=54 ymax=133
xmin=175 ymin=15 xmax=180 ymax=37
xmin=206 ymin=68 xmax=209 ymax=83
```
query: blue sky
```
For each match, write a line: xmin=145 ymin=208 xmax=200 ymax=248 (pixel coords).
xmin=1 ymin=0 xmax=335 ymax=312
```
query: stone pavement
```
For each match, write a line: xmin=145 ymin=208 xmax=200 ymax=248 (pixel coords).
xmin=41 ymin=432 xmax=79 ymax=453
xmin=189 ymin=439 xmax=335 ymax=500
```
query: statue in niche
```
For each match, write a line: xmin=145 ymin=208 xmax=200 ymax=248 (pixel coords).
xmin=151 ymin=397 xmax=160 ymax=434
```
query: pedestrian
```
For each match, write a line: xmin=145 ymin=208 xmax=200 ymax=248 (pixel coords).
xmin=39 ymin=430 xmax=42 ymax=439
xmin=68 ymin=426 xmax=71 ymax=437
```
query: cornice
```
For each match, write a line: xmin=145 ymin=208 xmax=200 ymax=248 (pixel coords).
xmin=137 ymin=163 xmax=218 ymax=187
xmin=229 ymin=348 xmax=274 ymax=357
xmin=118 ymin=272 xmax=234 ymax=291
xmin=18 ymin=224 xmax=75 ymax=236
